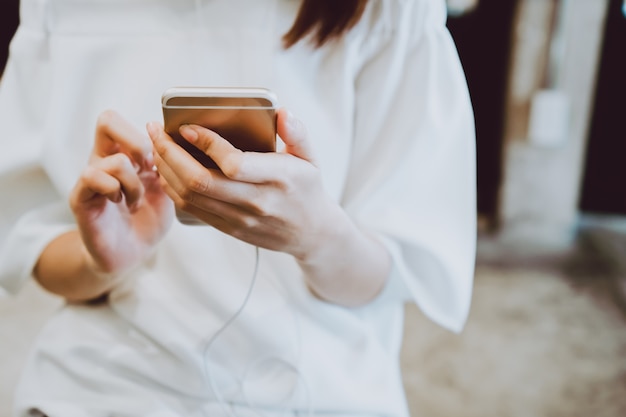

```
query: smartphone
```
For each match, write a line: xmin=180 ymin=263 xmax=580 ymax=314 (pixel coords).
xmin=161 ymin=87 xmax=278 ymax=225
xmin=161 ymin=87 xmax=278 ymax=170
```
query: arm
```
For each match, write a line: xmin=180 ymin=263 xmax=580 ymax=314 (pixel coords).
xmin=295 ymin=208 xmax=391 ymax=307
xmin=340 ymin=0 xmax=477 ymax=330
xmin=270 ymin=110 xmax=391 ymax=306
xmin=34 ymin=230 xmax=115 ymax=302
xmin=34 ymin=110 xmax=173 ymax=302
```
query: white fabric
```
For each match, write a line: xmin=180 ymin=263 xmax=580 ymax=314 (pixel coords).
xmin=0 ymin=0 xmax=476 ymax=416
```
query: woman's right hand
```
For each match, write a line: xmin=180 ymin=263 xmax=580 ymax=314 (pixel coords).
xmin=69 ymin=110 xmax=174 ymax=277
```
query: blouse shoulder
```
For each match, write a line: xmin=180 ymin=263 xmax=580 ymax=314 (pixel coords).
xmin=356 ymin=0 xmax=447 ymax=39
xmin=343 ymin=0 xmax=448 ymax=68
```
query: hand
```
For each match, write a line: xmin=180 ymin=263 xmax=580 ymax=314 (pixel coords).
xmin=147 ymin=108 xmax=390 ymax=306
xmin=69 ymin=110 xmax=174 ymax=275
xmin=146 ymin=108 xmax=341 ymax=261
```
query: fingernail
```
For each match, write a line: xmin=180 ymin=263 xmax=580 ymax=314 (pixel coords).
xmin=146 ymin=122 xmax=159 ymax=141
xmin=180 ymin=125 xmax=198 ymax=143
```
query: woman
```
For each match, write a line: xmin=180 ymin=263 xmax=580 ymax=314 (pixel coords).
xmin=0 ymin=0 xmax=476 ymax=415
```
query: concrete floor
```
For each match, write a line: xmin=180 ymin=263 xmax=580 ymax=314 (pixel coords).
xmin=400 ymin=225 xmax=626 ymax=417
xmin=2 ymin=229 xmax=626 ymax=416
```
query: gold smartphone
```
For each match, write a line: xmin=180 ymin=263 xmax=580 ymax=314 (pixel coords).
xmin=161 ymin=87 xmax=278 ymax=170
xmin=161 ymin=87 xmax=278 ymax=225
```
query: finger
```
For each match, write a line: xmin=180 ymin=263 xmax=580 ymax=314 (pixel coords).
xmin=168 ymin=190 xmax=259 ymax=245
xmin=71 ymin=166 xmax=123 ymax=208
xmin=101 ymin=154 xmax=146 ymax=208
xmin=177 ymin=203 xmax=282 ymax=251
xmin=74 ymin=154 xmax=146 ymax=209
xmin=158 ymin=173 xmax=260 ymax=221
xmin=148 ymin=122 xmax=219 ymax=198
xmin=179 ymin=124 xmax=289 ymax=184
xmin=185 ymin=209 xmax=234 ymax=235
xmin=276 ymin=108 xmax=316 ymax=165
xmin=149 ymin=122 xmax=264 ymax=206
xmin=178 ymin=124 xmax=249 ymax=180
xmin=162 ymin=180 xmax=231 ymax=227
xmin=93 ymin=110 xmax=155 ymax=170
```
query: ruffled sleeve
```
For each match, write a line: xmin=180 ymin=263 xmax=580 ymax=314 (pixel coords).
xmin=343 ymin=0 xmax=476 ymax=332
xmin=0 ymin=20 xmax=73 ymax=296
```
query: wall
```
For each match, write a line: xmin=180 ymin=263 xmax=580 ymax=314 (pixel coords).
xmin=495 ymin=0 xmax=610 ymax=251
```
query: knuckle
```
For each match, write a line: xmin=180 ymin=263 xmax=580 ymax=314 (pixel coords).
xmin=168 ymin=191 xmax=183 ymax=207
xmin=220 ymin=162 xmax=239 ymax=179
xmin=177 ymin=185 xmax=196 ymax=203
xmin=220 ymin=154 xmax=242 ymax=179
xmin=275 ymin=178 xmax=292 ymax=193
xmin=177 ymin=181 xmax=202 ymax=208
xmin=187 ymin=172 xmax=211 ymax=194
xmin=96 ymin=109 xmax=118 ymax=130
xmin=246 ymin=193 xmax=270 ymax=217
xmin=109 ymin=153 xmax=133 ymax=173
xmin=153 ymin=145 xmax=167 ymax=163
xmin=81 ymin=165 xmax=99 ymax=183
xmin=79 ymin=170 xmax=100 ymax=194
xmin=176 ymin=198 xmax=194 ymax=212
xmin=236 ymin=215 xmax=258 ymax=231
xmin=229 ymin=227 xmax=248 ymax=242
xmin=197 ymin=129 xmax=215 ymax=149
xmin=168 ymin=189 xmax=191 ymax=211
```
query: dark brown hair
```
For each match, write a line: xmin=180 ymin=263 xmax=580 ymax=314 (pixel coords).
xmin=283 ymin=0 xmax=369 ymax=48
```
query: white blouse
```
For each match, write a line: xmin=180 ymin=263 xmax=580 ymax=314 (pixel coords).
xmin=0 ymin=0 xmax=476 ymax=416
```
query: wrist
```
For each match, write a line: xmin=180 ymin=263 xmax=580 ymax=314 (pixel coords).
xmin=293 ymin=207 xmax=391 ymax=307
xmin=294 ymin=205 xmax=360 ymax=291
xmin=79 ymin=243 xmax=119 ymax=286
xmin=294 ymin=202 xmax=352 ymax=267
xmin=34 ymin=231 xmax=119 ymax=302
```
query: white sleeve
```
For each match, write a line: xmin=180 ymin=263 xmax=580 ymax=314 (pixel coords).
xmin=0 ymin=26 xmax=75 ymax=296
xmin=343 ymin=0 xmax=476 ymax=332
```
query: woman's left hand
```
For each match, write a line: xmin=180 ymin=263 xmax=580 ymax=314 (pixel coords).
xmin=146 ymin=108 xmax=341 ymax=261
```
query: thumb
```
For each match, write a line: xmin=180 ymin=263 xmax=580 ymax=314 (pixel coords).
xmin=277 ymin=108 xmax=317 ymax=165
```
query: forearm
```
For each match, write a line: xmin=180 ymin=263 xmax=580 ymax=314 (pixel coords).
xmin=34 ymin=230 xmax=116 ymax=302
xmin=298 ymin=209 xmax=391 ymax=307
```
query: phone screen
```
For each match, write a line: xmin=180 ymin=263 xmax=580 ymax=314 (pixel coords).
xmin=162 ymin=88 xmax=277 ymax=170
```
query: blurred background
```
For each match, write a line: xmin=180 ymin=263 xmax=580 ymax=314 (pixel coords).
xmin=1 ymin=0 xmax=625 ymax=416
